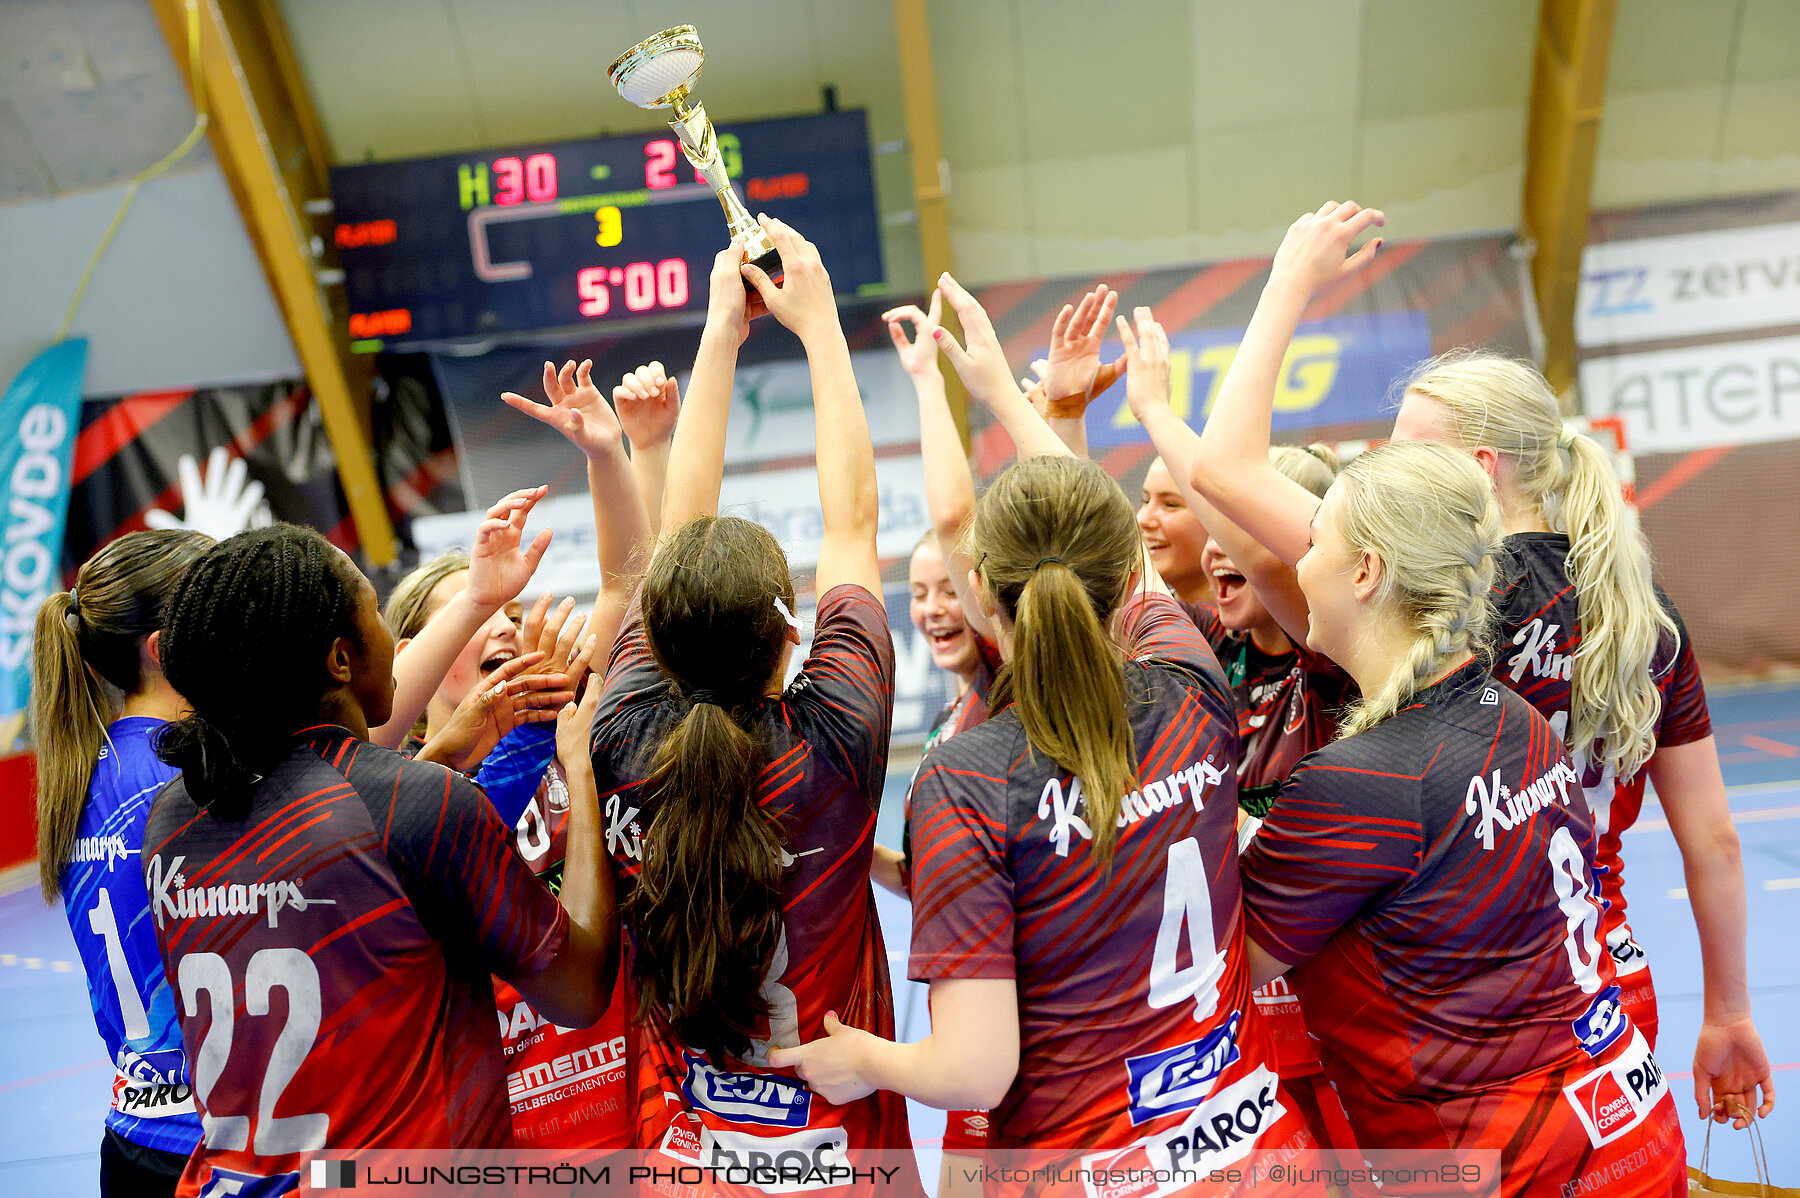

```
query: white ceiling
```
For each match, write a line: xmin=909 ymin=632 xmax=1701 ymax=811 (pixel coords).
xmin=0 ymin=0 xmax=212 ymax=202
xmin=4 ymin=0 xmax=1796 ymax=290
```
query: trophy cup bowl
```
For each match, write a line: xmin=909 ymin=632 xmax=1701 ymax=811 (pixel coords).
xmin=609 ymin=26 xmax=783 ymax=292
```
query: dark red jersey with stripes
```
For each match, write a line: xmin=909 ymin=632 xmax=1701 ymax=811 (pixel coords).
xmin=908 ymin=593 xmax=1310 ymax=1172
xmin=1240 ymin=662 xmax=1682 ymax=1195
xmin=1495 ymin=533 xmax=1712 ymax=994
xmin=489 ymin=764 xmax=632 ymax=1149
xmin=143 ymin=726 xmax=568 ymax=1197
xmin=589 ymin=585 xmax=914 ymax=1171
xmin=1177 ymin=601 xmax=1354 ymax=797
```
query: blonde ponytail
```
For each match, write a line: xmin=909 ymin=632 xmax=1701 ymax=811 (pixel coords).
xmin=1402 ymin=351 xmax=1672 ymax=776
xmin=965 ymin=456 xmax=1142 ymax=861
xmin=1328 ymin=442 xmax=1503 ymax=736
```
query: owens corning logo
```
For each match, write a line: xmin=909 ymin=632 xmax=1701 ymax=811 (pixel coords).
xmin=1464 ymin=760 xmax=1581 ymax=850
xmin=146 ymin=854 xmax=336 ymax=930
xmin=70 ymin=834 xmax=136 ymax=870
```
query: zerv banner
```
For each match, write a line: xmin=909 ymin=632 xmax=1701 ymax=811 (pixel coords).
xmin=1087 ymin=311 xmax=1432 ymax=450
xmin=0 ymin=339 xmax=87 ymax=753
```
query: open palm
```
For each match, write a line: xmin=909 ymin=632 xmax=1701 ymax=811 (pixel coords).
xmin=502 ymin=359 xmax=623 ymax=460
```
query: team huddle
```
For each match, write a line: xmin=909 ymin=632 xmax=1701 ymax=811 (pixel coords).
xmin=34 ymin=206 xmax=1775 ymax=1198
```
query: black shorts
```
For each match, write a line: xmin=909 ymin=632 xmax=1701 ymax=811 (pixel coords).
xmin=100 ymin=1126 xmax=187 ymax=1198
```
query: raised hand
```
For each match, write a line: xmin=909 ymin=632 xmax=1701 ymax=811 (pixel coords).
xmin=466 ymin=486 xmax=553 ymax=609
xmin=613 ymin=362 xmax=680 ymax=449
xmin=502 ymin=359 xmax=624 ymax=460
xmin=554 ymin=641 xmax=607 ymax=769
xmin=521 ymin=595 xmax=590 ymax=689
xmin=705 ymin=237 xmax=753 ymax=345
xmin=882 ymin=290 xmax=945 ymax=382
xmin=930 ymin=271 xmax=1026 ymax=411
xmin=1116 ymin=306 xmax=1174 ymax=426
xmin=1044 ymin=284 xmax=1124 ymax=413
xmin=416 ymin=650 xmax=571 ymax=773
xmin=1269 ymin=200 xmax=1385 ymax=298
xmin=741 ymin=215 xmax=840 ymax=345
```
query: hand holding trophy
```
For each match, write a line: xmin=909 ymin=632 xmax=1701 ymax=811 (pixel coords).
xmin=609 ymin=26 xmax=783 ymax=294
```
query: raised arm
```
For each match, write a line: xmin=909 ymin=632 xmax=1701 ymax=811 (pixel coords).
xmin=661 ymin=241 xmax=753 ymax=532
xmin=1190 ymin=201 xmax=1382 ymax=566
xmin=1120 ymin=308 xmax=1314 ymax=644
xmin=371 ymin=487 xmax=552 ymax=748
xmin=886 ymin=293 xmax=992 ymax=642
xmin=1036 ymin=283 xmax=1123 ymax=460
xmin=501 ymin=359 xmax=652 ymax=652
xmin=612 ymin=362 xmax=681 ymax=539
xmin=933 ymin=272 xmax=1071 ymax=462
xmin=744 ymin=215 xmax=882 ymax=600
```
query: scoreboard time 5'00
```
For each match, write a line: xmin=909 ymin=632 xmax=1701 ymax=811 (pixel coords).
xmin=328 ymin=110 xmax=884 ymax=349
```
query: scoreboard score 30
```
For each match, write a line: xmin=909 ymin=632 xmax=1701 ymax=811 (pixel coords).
xmin=328 ymin=110 xmax=884 ymax=349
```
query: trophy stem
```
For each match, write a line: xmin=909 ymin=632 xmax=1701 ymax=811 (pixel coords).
xmin=667 ymin=99 xmax=779 ymax=265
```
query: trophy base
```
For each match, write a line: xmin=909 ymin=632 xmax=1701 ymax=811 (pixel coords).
xmin=744 ymin=245 xmax=784 ymax=293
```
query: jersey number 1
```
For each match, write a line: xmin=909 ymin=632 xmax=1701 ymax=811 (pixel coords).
xmin=179 ymin=949 xmax=330 ymax=1154
xmin=1149 ymin=837 xmax=1227 ymax=1022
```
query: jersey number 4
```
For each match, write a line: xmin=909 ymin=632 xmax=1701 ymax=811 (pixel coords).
xmin=1149 ymin=837 xmax=1228 ymax=1022
xmin=179 ymin=949 xmax=330 ymax=1154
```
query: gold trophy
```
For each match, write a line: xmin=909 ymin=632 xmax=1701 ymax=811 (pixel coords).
xmin=609 ymin=26 xmax=782 ymax=286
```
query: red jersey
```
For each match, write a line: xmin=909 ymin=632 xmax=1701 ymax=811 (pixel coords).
xmin=908 ymin=593 xmax=1310 ymax=1179
xmin=1495 ymin=533 xmax=1712 ymax=1035
xmin=491 ymin=763 xmax=632 ymax=1148
xmin=143 ymin=726 xmax=568 ymax=1196
xmin=589 ymin=585 xmax=915 ymax=1180
xmin=1179 ymin=601 xmax=1353 ymax=1082
xmin=1177 ymin=601 xmax=1354 ymax=799
xmin=1240 ymin=662 xmax=1683 ymax=1197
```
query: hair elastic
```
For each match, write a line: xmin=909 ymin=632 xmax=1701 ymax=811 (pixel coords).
xmin=1033 ymin=556 xmax=1066 ymax=572
xmin=65 ymin=588 xmax=81 ymax=632
xmin=772 ymin=595 xmax=803 ymax=632
xmin=688 ymin=688 xmax=727 ymax=707
xmin=1558 ymin=424 xmax=1579 ymax=450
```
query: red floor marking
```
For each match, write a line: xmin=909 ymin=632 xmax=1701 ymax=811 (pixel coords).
xmin=1741 ymin=734 xmax=1800 ymax=759
xmin=0 ymin=1058 xmax=108 ymax=1094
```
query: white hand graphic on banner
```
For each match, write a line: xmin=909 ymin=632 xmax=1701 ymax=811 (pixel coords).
xmin=146 ymin=447 xmax=273 ymax=539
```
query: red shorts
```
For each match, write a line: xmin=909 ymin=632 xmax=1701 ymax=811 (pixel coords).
xmin=942 ymin=1108 xmax=990 ymax=1153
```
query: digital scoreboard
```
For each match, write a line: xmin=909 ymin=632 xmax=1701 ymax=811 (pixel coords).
xmin=328 ymin=110 xmax=883 ymax=349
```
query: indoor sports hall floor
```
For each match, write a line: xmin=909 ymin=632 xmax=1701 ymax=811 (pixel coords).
xmin=4 ymin=680 xmax=1797 ymax=1194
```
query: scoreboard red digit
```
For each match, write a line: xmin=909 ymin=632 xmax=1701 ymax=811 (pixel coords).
xmin=328 ymin=110 xmax=884 ymax=350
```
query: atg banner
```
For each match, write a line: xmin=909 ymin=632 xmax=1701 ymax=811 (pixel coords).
xmin=0 ymin=339 xmax=87 ymax=752
xmin=1085 ymin=311 xmax=1433 ymax=450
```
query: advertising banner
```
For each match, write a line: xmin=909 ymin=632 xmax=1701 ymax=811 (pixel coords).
xmin=0 ymin=339 xmax=87 ymax=752
xmin=1579 ymin=335 xmax=1800 ymax=454
xmin=1576 ymin=221 xmax=1800 ymax=348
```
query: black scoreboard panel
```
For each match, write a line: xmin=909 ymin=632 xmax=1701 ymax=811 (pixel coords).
xmin=329 ymin=110 xmax=884 ymax=349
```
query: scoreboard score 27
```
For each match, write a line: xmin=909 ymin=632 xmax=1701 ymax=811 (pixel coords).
xmin=328 ymin=110 xmax=884 ymax=349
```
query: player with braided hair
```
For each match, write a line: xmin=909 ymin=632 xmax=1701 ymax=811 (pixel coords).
xmin=1183 ymin=202 xmax=1684 ymax=1194
xmin=1235 ymin=440 xmax=1682 ymax=1196
xmin=1189 ymin=199 xmax=1770 ymax=1132
xmin=144 ymin=524 xmax=617 ymax=1196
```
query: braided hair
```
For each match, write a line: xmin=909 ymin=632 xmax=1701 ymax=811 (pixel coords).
xmin=1329 ymin=441 xmax=1504 ymax=737
xmin=155 ymin=525 xmax=370 ymax=819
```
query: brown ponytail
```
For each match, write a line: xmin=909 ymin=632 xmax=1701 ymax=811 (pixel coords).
xmin=31 ymin=530 xmax=212 ymax=902
xmin=630 ymin=515 xmax=797 ymax=1063
xmin=966 ymin=456 xmax=1142 ymax=862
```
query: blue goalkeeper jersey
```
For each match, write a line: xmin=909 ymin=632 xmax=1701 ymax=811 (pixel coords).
xmin=60 ymin=716 xmax=202 ymax=1155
